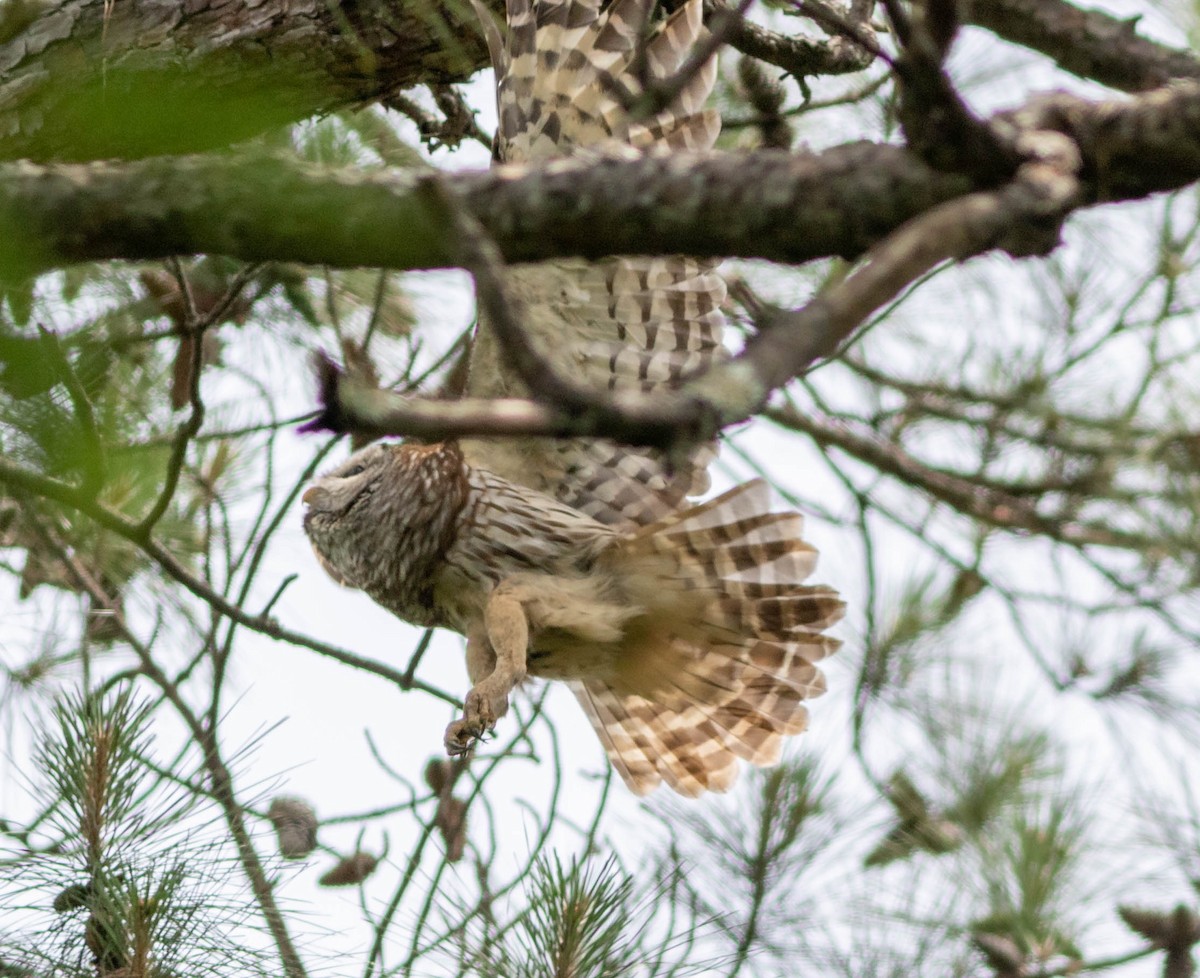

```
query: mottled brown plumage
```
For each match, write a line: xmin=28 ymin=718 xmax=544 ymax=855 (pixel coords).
xmin=304 ymin=443 xmax=843 ymax=796
xmin=464 ymin=0 xmax=725 ymax=528
xmin=302 ymin=0 xmax=844 ymax=796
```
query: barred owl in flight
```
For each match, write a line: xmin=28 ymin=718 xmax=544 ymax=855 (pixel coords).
xmin=303 ymin=0 xmax=844 ymax=796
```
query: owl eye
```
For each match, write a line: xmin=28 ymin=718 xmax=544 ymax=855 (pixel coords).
xmin=345 ymin=464 xmax=366 ymax=477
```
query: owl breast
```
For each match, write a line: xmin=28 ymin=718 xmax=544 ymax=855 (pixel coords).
xmin=306 ymin=440 xmax=626 ymax=639
xmin=431 ymin=463 xmax=621 ymax=634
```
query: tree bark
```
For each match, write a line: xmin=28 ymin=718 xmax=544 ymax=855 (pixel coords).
xmin=0 ymin=147 xmax=967 ymax=276
xmin=0 ymin=0 xmax=491 ymax=161
xmin=2 ymin=77 xmax=1198 ymax=278
xmin=962 ymin=0 xmax=1200 ymax=93
xmin=3 ymin=0 xmax=1198 ymax=165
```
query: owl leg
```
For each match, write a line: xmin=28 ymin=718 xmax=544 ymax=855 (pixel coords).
xmin=445 ymin=583 xmax=530 ymax=754
xmin=464 ymin=626 xmax=496 ymax=686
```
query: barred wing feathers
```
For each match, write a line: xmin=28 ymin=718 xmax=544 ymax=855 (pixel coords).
xmin=463 ymin=0 xmax=727 ymax=528
xmin=572 ymin=481 xmax=844 ymax=796
xmin=491 ymin=0 xmax=719 ymax=162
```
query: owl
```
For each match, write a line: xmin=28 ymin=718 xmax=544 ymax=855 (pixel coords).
xmin=302 ymin=0 xmax=844 ymax=796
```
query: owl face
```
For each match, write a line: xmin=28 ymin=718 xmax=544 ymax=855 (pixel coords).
xmin=300 ymin=441 xmax=468 ymax=624
xmin=303 ymin=443 xmax=391 ymax=521
xmin=302 ymin=442 xmax=395 ymax=587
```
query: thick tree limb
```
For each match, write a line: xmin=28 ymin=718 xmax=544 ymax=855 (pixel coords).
xmin=1002 ymin=83 xmax=1200 ymax=197
xmin=880 ymin=0 xmax=1020 ymax=183
xmin=0 ymin=0 xmax=871 ymax=163
xmin=0 ymin=145 xmax=967 ymax=277
xmin=2 ymin=80 xmax=1199 ymax=278
xmin=962 ymin=0 xmax=1200 ymax=93
xmin=0 ymin=0 xmax=491 ymax=161
xmin=2 ymin=0 xmax=1192 ymax=166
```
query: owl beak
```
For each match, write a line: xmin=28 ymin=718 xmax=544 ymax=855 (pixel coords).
xmin=302 ymin=485 xmax=327 ymax=509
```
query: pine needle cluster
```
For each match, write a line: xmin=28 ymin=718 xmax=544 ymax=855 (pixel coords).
xmin=1 ymin=689 xmax=266 ymax=978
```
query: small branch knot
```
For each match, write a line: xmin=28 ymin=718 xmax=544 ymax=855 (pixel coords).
xmin=1014 ymin=129 xmax=1083 ymax=177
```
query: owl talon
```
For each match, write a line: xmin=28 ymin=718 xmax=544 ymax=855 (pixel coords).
xmin=446 ymin=701 xmax=497 ymax=754
xmin=444 ymin=718 xmax=481 ymax=755
xmin=445 ymin=679 xmax=512 ymax=754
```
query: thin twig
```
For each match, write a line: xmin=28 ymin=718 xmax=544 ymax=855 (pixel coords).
xmin=402 ymin=629 xmax=435 ymax=688
xmin=137 ymin=264 xmax=263 ymax=535
xmin=794 ymin=0 xmax=888 ymax=61
xmin=708 ymin=0 xmax=874 ymax=76
xmin=723 ymin=73 xmax=888 ymax=129
xmin=769 ymin=406 xmax=1156 ymax=552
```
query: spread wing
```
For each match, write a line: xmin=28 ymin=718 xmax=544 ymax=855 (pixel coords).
xmin=461 ymin=0 xmax=727 ymax=528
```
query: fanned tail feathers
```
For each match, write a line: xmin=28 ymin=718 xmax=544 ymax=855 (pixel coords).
xmin=574 ymin=481 xmax=844 ymax=796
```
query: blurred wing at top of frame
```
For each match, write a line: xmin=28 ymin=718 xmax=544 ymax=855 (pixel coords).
xmin=462 ymin=0 xmax=728 ymax=528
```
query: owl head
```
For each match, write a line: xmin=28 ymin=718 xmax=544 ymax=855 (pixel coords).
xmin=301 ymin=440 xmax=467 ymax=610
xmin=302 ymin=443 xmax=396 ymax=588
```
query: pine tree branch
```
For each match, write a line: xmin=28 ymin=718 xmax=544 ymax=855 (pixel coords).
xmin=962 ymin=0 xmax=1200 ymax=93
xmin=0 ymin=0 xmax=493 ymax=161
xmin=2 ymin=81 xmax=1199 ymax=278
xmin=769 ymin=406 xmax=1160 ymax=552
xmin=14 ymin=510 xmax=309 ymax=978
xmin=0 ymin=145 xmax=964 ymax=276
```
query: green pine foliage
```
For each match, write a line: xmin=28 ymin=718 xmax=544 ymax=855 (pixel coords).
xmin=2 ymin=690 xmax=267 ymax=978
